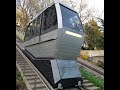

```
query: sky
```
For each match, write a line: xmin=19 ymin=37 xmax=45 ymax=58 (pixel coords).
xmin=69 ymin=0 xmax=104 ymax=19
xmin=18 ymin=0 xmax=104 ymax=19
xmin=87 ymin=0 xmax=104 ymax=19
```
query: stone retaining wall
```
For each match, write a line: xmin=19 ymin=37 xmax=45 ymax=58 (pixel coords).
xmin=80 ymin=50 xmax=104 ymax=57
xmin=80 ymin=50 xmax=104 ymax=63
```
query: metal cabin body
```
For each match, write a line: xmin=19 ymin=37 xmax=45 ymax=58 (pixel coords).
xmin=23 ymin=1 xmax=84 ymax=89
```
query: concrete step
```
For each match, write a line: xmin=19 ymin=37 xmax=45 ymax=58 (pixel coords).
xmin=85 ymin=86 xmax=100 ymax=90
xmin=17 ymin=56 xmax=23 ymax=58
xmin=18 ymin=63 xmax=28 ymax=66
xmin=27 ymin=77 xmax=41 ymax=82
xmin=24 ymin=71 xmax=35 ymax=75
xmin=83 ymin=80 xmax=89 ymax=83
xmin=17 ymin=57 xmax=24 ymax=60
xmin=32 ymin=86 xmax=47 ymax=90
xmin=19 ymin=64 xmax=30 ymax=66
xmin=19 ymin=65 xmax=32 ymax=69
xmin=23 ymin=70 xmax=35 ymax=73
xmin=30 ymin=83 xmax=46 ymax=89
xmin=26 ymin=77 xmax=40 ymax=81
xmin=20 ymin=66 xmax=32 ymax=70
xmin=26 ymin=75 xmax=39 ymax=80
xmin=18 ymin=62 xmax=28 ymax=65
xmin=16 ymin=59 xmax=25 ymax=62
xmin=17 ymin=60 xmax=26 ymax=63
xmin=83 ymin=83 xmax=94 ymax=87
xmin=18 ymin=64 xmax=31 ymax=67
xmin=17 ymin=58 xmax=24 ymax=60
xmin=20 ymin=66 xmax=31 ymax=70
xmin=28 ymin=80 xmax=42 ymax=85
xmin=21 ymin=67 xmax=32 ymax=70
xmin=24 ymin=73 xmax=36 ymax=77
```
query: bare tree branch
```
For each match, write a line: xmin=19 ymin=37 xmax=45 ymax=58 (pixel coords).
xmin=61 ymin=0 xmax=94 ymax=23
xmin=16 ymin=0 xmax=43 ymax=27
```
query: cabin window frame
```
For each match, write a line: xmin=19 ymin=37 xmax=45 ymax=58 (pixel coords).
xmin=41 ymin=4 xmax=58 ymax=35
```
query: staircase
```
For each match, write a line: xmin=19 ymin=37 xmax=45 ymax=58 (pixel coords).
xmin=16 ymin=46 xmax=50 ymax=90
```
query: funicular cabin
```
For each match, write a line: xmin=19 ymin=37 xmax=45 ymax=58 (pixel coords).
xmin=22 ymin=1 xmax=84 ymax=89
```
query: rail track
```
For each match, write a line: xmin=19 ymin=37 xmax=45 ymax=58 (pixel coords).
xmin=16 ymin=44 xmax=84 ymax=90
xmin=77 ymin=58 xmax=104 ymax=80
xmin=16 ymin=38 xmax=100 ymax=90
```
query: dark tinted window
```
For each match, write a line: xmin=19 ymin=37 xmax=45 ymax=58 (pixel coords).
xmin=25 ymin=21 xmax=35 ymax=40
xmin=25 ymin=4 xmax=57 ymax=41
xmin=41 ymin=4 xmax=57 ymax=35
xmin=25 ymin=15 xmax=42 ymax=41
xmin=60 ymin=5 xmax=83 ymax=31
xmin=36 ymin=15 xmax=42 ymax=35
xmin=31 ymin=20 xmax=36 ymax=36
xmin=25 ymin=24 xmax=31 ymax=40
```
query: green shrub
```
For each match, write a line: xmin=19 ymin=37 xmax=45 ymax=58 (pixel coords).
xmin=80 ymin=67 xmax=104 ymax=90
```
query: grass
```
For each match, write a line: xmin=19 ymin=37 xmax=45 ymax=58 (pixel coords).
xmin=80 ymin=67 xmax=104 ymax=90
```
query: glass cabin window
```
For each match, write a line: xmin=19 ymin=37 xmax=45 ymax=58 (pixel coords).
xmin=25 ymin=4 xmax=57 ymax=41
xmin=25 ymin=24 xmax=31 ymax=40
xmin=25 ymin=22 xmax=34 ymax=40
xmin=32 ymin=20 xmax=36 ymax=36
xmin=41 ymin=4 xmax=57 ymax=35
xmin=36 ymin=15 xmax=42 ymax=35
xmin=29 ymin=22 xmax=34 ymax=38
xmin=60 ymin=5 xmax=83 ymax=31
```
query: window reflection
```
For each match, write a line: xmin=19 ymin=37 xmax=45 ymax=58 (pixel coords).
xmin=25 ymin=4 xmax=57 ymax=41
xmin=60 ymin=5 xmax=83 ymax=31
